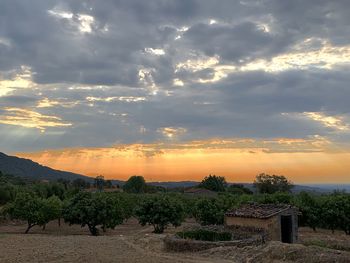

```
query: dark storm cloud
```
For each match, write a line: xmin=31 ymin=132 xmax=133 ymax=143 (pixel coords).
xmin=1 ymin=0 xmax=350 ymax=152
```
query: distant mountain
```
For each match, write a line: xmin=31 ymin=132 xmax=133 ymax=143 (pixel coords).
xmin=304 ymin=184 xmax=350 ymax=193
xmin=0 ymin=152 xmax=93 ymax=182
xmin=148 ymin=182 xmax=333 ymax=193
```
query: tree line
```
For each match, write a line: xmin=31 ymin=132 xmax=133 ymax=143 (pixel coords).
xmin=1 ymin=171 xmax=349 ymax=235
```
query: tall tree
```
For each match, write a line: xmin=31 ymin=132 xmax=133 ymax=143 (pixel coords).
xmin=123 ymin=176 xmax=146 ymax=193
xmin=199 ymin=175 xmax=227 ymax=192
xmin=254 ymin=173 xmax=293 ymax=194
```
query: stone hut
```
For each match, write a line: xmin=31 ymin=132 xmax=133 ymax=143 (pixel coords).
xmin=225 ymin=203 xmax=298 ymax=243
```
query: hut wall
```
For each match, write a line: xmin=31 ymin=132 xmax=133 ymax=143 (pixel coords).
xmin=224 ymin=208 xmax=298 ymax=242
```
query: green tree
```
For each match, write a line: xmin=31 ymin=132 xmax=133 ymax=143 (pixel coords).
xmin=63 ymin=192 xmax=124 ymax=236
xmin=6 ymin=193 xmax=47 ymax=233
xmin=194 ymin=198 xmax=225 ymax=225
xmin=41 ymin=195 xmax=63 ymax=229
xmin=254 ymin=173 xmax=293 ymax=194
xmin=123 ymin=176 xmax=146 ymax=193
xmin=57 ymin=178 xmax=71 ymax=190
xmin=135 ymin=195 xmax=184 ymax=233
xmin=0 ymin=184 xmax=17 ymax=205
xmin=322 ymin=193 xmax=350 ymax=235
xmin=199 ymin=175 xmax=227 ymax=192
xmin=296 ymin=192 xmax=322 ymax=231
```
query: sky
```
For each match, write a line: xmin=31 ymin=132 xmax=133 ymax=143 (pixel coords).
xmin=1 ymin=0 xmax=350 ymax=183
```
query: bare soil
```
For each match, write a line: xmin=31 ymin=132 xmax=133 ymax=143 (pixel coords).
xmin=0 ymin=220 xmax=350 ymax=263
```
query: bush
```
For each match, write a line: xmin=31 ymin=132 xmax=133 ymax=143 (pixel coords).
xmin=135 ymin=195 xmax=185 ymax=233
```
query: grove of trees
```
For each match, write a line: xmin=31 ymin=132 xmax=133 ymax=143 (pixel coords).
xmin=1 ymin=171 xmax=350 ymax=236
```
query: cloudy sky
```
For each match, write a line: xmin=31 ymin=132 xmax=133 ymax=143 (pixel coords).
xmin=1 ymin=0 xmax=350 ymax=183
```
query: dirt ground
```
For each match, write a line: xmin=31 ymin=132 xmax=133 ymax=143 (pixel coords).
xmin=1 ymin=220 xmax=350 ymax=263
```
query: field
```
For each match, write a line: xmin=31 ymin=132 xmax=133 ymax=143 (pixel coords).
xmin=1 ymin=219 xmax=350 ymax=263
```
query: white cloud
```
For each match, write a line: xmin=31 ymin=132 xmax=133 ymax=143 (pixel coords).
xmin=158 ymin=127 xmax=187 ymax=139
xmin=86 ymin=96 xmax=146 ymax=103
xmin=144 ymin=48 xmax=165 ymax=56
xmin=0 ymin=66 xmax=34 ymax=96
xmin=302 ymin=112 xmax=349 ymax=131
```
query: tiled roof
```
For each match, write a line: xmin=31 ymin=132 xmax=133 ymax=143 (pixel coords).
xmin=225 ymin=203 xmax=293 ymax=219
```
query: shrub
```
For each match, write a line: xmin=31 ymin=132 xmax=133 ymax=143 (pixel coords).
xmin=176 ymin=229 xmax=232 ymax=242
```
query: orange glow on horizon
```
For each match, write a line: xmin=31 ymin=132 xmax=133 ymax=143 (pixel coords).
xmin=15 ymin=139 xmax=350 ymax=184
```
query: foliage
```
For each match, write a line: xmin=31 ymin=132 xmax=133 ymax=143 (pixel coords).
xmin=256 ymin=192 xmax=293 ymax=204
xmin=194 ymin=198 xmax=225 ymax=225
xmin=322 ymin=193 xmax=350 ymax=235
xmin=295 ymin=192 xmax=322 ymax=231
xmin=177 ymin=229 xmax=232 ymax=241
xmin=254 ymin=173 xmax=293 ymax=194
xmin=63 ymin=192 xmax=124 ymax=236
xmin=135 ymin=195 xmax=185 ymax=233
xmin=72 ymin=178 xmax=90 ymax=189
xmin=0 ymin=183 xmax=17 ymax=205
xmin=199 ymin=175 xmax=227 ymax=192
xmin=145 ymin=184 xmax=166 ymax=193
xmin=227 ymin=184 xmax=253 ymax=195
xmin=123 ymin=176 xmax=147 ymax=193
xmin=5 ymin=192 xmax=60 ymax=233
xmin=43 ymin=195 xmax=63 ymax=226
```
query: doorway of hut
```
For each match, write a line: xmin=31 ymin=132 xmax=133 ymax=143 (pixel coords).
xmin=280 ymin=215 xmax=293 ymax=243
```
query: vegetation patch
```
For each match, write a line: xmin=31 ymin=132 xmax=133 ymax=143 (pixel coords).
xmin=303 ymin=239 xmax=350 ymax=252
xmin=176 ymin=229 xmax=232 ymax=242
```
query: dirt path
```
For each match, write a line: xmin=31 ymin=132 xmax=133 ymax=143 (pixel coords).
xmin=0 ymin=220 xmax=235 ymax=263
xmin=1 ymin=221 xmax=350 ymax=263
